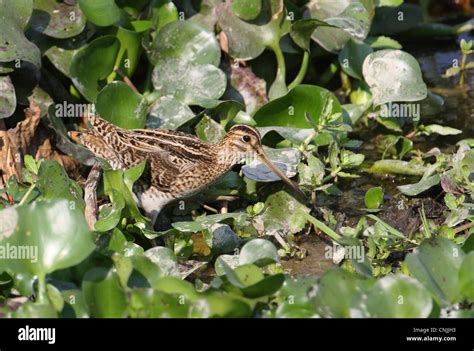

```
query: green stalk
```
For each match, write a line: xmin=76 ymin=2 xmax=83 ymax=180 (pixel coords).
xmin=288 ymin=51 xmax=309 ymax=90
xmin=37 ymin=273 xmax=46 ymax=304
xmin=459 ymin=52 xmax=467 ymax=86
xmin=268 ymin=42 xmax=287 ymax=99
xmin=19 ymin=183 xmax=36 ymax=206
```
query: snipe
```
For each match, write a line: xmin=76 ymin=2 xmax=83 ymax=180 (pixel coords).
xmin=71 ymin=115 xmax=305 ymax=226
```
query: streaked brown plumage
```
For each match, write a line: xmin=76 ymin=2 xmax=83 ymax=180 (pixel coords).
xmin=71 ymin=115 xmax=305 ymax=226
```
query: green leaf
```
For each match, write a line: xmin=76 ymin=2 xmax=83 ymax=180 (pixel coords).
xmin=195 ymin=115 xmax=226 ymax=143
xmin=115 ymin=21 xmax=151 ymax=76
xmin=365 ymin=186 xmax=384 ymax=209
xmin=95 ymin=191 xmax=125 ymax=232
xmin=350 ymin=274 xmax=432 ymax=318
xmin=147 ymin=95 xmax=195 ymax=130
xmin=459 ymin=252 xmax=474 ymax=301
xmin=406 ymin=237 xmax=465 ymax=306
xmin=152 ymin=59 xmax=226 ymax=107
xmin=36 ymin=160 xmax=85 ymax=210
xmin=422 ymin=124 xmax=462 ymax=136
xmin=149 ymin=20 xmax=220 ymax=66
xmin=78 ymin=0 xmax=122 ymax=27
xmin=31 ymin=0 xmax=86 ymax=39
xmin=366 ymin=35 xmax=402 ymax=49
xmin=397 ymin=174 xmax=440 ymax=196
xmin=0 ymin=76 xmax=16 ymax=118
xmin=339 ymin=39 xmax=373 ymax=80
xmin=362 ymin=49 xmax=427 ymax=106
xmin=144 ymin=247 xmax=180 ymax=277
xmin=95 ymin=81 xmax=147 ymax=129
xmin=150 ymin=0 xmax=178 ymax=32
xmin=256 ymin=191 xmax=310 ymax=236
xmin=367 ymin=160 xmax=427 ymax=176
xmin=0 ymin=0 xmax=33 ymax=29
xmin=216 ymin=0 xmax=290 ymax=59
xmin=311 ymin=268 xmax=366 ymax=317
xmin=0 ymin=200 xmax=95 ymax=278
xmin=239 ymin=239 xmax=279 ymax=267
xmin=253 ymin=85 xmax=342 ymax=127
xmin=70 ymin=36 xmax=121 ymax=101
xmin=231 ymin=0 xmax=262 ymax=20
xmin=82 ymin=267 xmax=128 ymax=317
xmin=290 ymin=18 xmax=331 ymax=51
xmin=46 ymin=283 xmax=64 ymax=312
xmin=0 ymin=18 xmax=41 ymax=68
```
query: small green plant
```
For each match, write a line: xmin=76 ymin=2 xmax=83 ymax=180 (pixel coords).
xmin=444 ymin=39 xmax=474 ymax=85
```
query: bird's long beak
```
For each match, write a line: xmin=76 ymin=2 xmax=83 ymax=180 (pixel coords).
xmin=255 ymin=147 xmax=307 ymax=200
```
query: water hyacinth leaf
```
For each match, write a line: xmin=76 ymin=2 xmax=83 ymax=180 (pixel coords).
xmin=149 ymin=20 xmax=220 ymax=66
xmin=60 ymin=289 xmax=89 ymax=318
xmin=82 ymin=267 xmax=127 ymax=318
xmin=406 ymin=237 xmax=465 ymax=306
xmin=195 ymin=115 xmax=226 ymax=143
xmin=422 ymin=124 xmax=462 ymax=136
xmin=253 ymin=85 xmax=342 ymax=127
xmin=152 ymin=59 xmax=226 ymax=107
xmin=147 ymin=95 xmax=195 ymax=130
xmin=255 ymin=191 xmax=310 ymax=236
xmin=144 ymin=247 xmax=180 ymax=277
xmin=349 ymin=275 xmax=432 ymax=318
xmin=257 ymin=126 xmax=315 ymax=144
xmin=0 ymin=200 xmax=95 ymax=277
xmin=0 ymin=18 xmax=42 ymax=68
xmin=307 ymin=1 xmax=371 ymax=52
xmin=241 ymin=273 xmax=285 ymax=298
xmin=365 ymin=186 xmax=384 ymax=209
xmin=362 ymin=50 xmax=427 ymax=106
xmin=367 ymin=160 xmax=427 ymax=176
xmin=339 ymin=39 xmax=373 ymax=80
xmin=95 ymin=81 xmax=147 ymax=129
xmin=216 ymin=0 xmax=290 ymax=60
xmin=31 ymin=0 xmax=86 ymax=39
xmin=44 ymin=47 xmax=77 ymax=77
xmin=36 ymin=160 xmax=85 ymax=210
xmin=0 ymin=76 xmax=16 ymax=118
xmin=366 ymin=36 xmax=402 ymax=49
xmin=172 ymin=213 xmax=249 ymax=233
xmin=215 ymin=254 xmax=240 ymax=276
xmin=290 ymin=18 xmax=332 ymax=51
xmin=311 ymin=268 xmax=366 ymax=318
xmin=78 ymin=0 xmax=122 ymax=27
xmin=0 ymin=0 xmax=33 ymax=29
xmin=397 ymin=174 xmax=440 ymax=196
xmin=95 ymin=190 xmax=125 ymax=232
xmin=116 ymin=22 xmax=151 ymax=76
xmin=239 ymin=239 xmax=279 ymax=267
xmin=70 ymin=36 xmax=121 ymax=101
xmin=150 ymin=0 xmax=178 ymax=32
xmin=231 ymin=0 xmax=262 ymax=20
xmin=459 ymin=252 xmax=474 ymax=301
xmin=242 ymin=147 xmax=300 ymax=182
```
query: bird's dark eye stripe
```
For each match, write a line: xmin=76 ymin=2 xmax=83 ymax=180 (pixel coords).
xmin=242 ymin=135 xmax=251 ymax=142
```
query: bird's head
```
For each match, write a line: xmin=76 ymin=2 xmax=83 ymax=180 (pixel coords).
xmin=221 ymin=124 xmax=306 ymax=199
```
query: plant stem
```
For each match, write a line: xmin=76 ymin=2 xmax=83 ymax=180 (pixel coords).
xmin=114 ymin=68 xmax=140 ymax=94
xmin=459 ymin=53 xmax=467 ymax=86
xmin=288 ymin=51 xmax=309 ymax=90
xmin=37 ymin=273 xmax=46 ymax=304
xmin=271 ymin=42 xmax=286 ymax=82
xmin=454 ymin=220 xmax=474 ymax=234
xmin=19 ymin=183 xmax=36 ymax=206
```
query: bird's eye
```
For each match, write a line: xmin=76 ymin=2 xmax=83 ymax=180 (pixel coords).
xmin=242 ymin=135 xmax=251 ymax=143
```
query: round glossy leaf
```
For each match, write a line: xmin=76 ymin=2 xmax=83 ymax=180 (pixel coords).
xmin=95 ymin=81 xmax=147 ymax=129
xmin=0 ymin=76 xmax=16 ymax=118
xmin=459 ymin=252 xmax=474 ymax=301
xmin=152 ymin=59 xmax=226 ymax=107
xmin=149 ymin=20 xmax=220 ymax=66
xmin=31 ymin=0 xmax=86 ymax=39
xmin=150 ymin=0 xmax=178 ymax=32
xmin=0 ymin=200 xmax=95 ymax=277
xmin=234 ymin=264 xmax=265 ymax=287
xmin=0 ymin=0 xmax=33 ymax=29
xmin=70 ymin=35 xmax=120 ymax=102
xmin=147 ymin=95 xmax=195 ymax=130
xmin=350 ymin=274 xmax=432 ymax=318
xmin=362 ymin=49 xmax=427 ymax=106
xmin=231 ymin=0 xmax=262 ymax=20
xmin=290 ymin=18 xmax=332 ymax=51
xmin=239 ymin=238 xmax=279 ymax=267
xmin=82 ymin=267 xmax=127 ymax=318
xmin=311 ymin=268 xmax=366 ymax=317
xmin=0 ymin=18 xmax=42 ymax=68
xmin=241 ymin=273 xmax=285 ymax=298
xmin=44 ymin=46 xmax=77 ymax=77
xmin=153 ymin=276 xmax=200 ymax=300
xmin=116 ymin=21 xmax=151 ymax=76
xmin=203 ymin=292 xmax=252 ymax=317
xmin=253 ymin=85 xmax=342 ymax=127
xmin=144 ymin=247 xmax=180 ymax=277
xmin=339 ymin=39 xmax=373 ymax=80
xmin=78 ymin=0 xmax=122 ymax=27
xmin=406 ymin=237 xmax=465 ymax=306
xmin=365 ymin=186 xmax=384 ymax=209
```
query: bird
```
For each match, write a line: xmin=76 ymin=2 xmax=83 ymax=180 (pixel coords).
xmin=70 ymin=115 xmax=306 ymax=227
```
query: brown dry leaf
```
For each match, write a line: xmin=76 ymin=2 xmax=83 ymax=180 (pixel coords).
xmin=0 ymin=102 xmax=42 ymax=184
xmin=219 ymin=31 xmax=229 ymax=55
xmin=230 ymin=61 xmax=268 ymax=114
xmin=192 ymin=232 xmax=212 ymax=256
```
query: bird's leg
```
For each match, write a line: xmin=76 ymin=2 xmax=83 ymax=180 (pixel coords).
xmin=84 ymin=162 xmax=102 ymax=230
